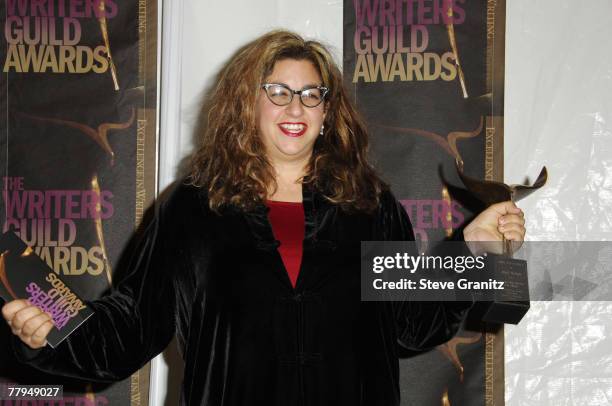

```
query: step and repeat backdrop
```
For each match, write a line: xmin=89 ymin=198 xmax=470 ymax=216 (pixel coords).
xmin=1 ymin=0 xmax=158 ymax=405
xmin=344 ymin=0 xmax=506 ymax=404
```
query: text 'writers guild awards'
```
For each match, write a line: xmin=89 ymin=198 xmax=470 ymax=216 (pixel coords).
xmin=456 ymin=162 xmax=548 ymax=324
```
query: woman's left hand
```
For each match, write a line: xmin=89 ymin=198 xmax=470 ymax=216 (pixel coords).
xmin=463 ymin=201 xmax=526 ymax=254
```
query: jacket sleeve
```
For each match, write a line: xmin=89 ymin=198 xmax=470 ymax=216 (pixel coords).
xmin=11 ymin=185 xmax=183 ymax=382
xmin=378 ymin=190 xmax=473 ymax=352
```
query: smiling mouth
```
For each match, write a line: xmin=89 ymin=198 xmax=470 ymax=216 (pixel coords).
xmin=278 ymin=122 xmax=307 ymax=137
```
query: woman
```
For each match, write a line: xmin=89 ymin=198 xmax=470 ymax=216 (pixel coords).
xmin=2 ymin=30 xmax=525 ymax=405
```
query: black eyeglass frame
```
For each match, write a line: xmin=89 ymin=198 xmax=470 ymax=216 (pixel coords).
xmin=261 ymin=83 xmax=329 ymax=108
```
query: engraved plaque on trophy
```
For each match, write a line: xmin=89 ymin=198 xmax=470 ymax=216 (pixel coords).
xmin=456 ymin=162 xmax=548 ymax=324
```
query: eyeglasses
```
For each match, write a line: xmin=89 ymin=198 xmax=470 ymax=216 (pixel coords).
xmin=261 ymin=83 xmax=329 ymax=108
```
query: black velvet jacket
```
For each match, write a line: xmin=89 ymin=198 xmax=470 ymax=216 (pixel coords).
xmin=15 ymin=181 xmax=471 ymax=406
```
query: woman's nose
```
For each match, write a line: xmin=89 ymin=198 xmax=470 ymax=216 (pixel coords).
xmin=286 ymin=95 xmax=305 ymax=116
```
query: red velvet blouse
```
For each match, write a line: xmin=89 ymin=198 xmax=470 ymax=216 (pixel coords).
xmin=265 ymin=200 xmax=305 ymax=287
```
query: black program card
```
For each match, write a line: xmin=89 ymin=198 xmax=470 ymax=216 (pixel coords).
xmin=0 ymin=231 xmax=93 ymax=348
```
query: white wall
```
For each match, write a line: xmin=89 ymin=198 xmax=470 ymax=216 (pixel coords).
xmin=157 ymin=1 xmax=612 ymax=404
xmin=504 ymin=1 xmax=612 ymax=404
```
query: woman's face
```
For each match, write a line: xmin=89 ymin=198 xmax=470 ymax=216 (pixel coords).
xmin=256 ymin=59 xmax=326 ymax=166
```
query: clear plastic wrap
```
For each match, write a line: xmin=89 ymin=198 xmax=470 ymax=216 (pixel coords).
xmin=505 ymin=1 xmax=612 ymax=404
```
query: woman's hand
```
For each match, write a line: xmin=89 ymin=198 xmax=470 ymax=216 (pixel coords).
xmin=1 ymin=299 xmax=54 ymax=349
xmin=463 ymin=201 xmax=526 ymax=255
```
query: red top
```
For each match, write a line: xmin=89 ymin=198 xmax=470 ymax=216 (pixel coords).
xmin=265 ymin=200 xmax=305 ymax=287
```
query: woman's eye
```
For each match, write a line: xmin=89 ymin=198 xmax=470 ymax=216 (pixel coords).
xmin=303 ymin=90 xmax=321 ymax=100
xmin=271 ymin=87 xmax=289 ymax=96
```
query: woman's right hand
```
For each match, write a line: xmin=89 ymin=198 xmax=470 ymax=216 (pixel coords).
xmin=1 ymin=299 xmax=54 ymax=349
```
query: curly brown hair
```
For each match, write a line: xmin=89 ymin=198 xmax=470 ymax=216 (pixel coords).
xmin=189 ymin=30 xmax=386 ymax=212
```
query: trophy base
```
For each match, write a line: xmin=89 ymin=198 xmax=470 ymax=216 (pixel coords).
xmin=470 ymin=300 xmax=530 ymax=325
xmin=470 ymin=254 xmax=530 ymax=324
